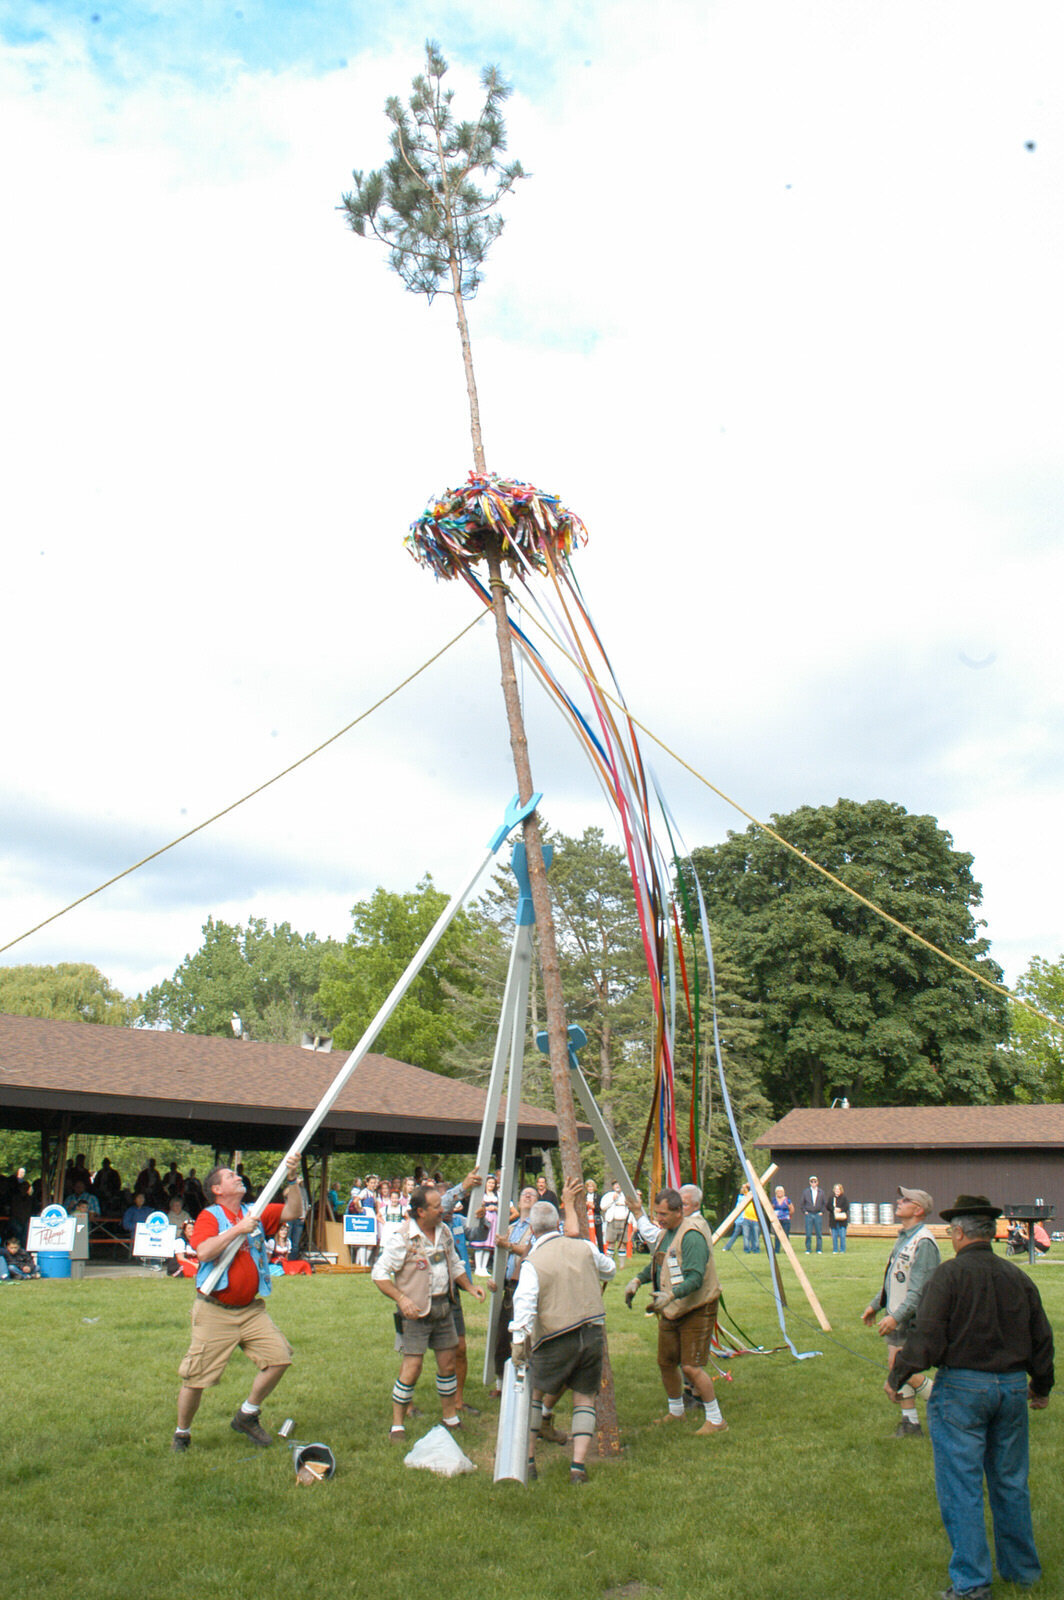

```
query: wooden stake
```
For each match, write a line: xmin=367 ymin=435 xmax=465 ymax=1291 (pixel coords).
xmin=711 ymin=1163 xmax=777 ymax=1244
xmin=746 ymin=1166 xmax=832 ymax=1332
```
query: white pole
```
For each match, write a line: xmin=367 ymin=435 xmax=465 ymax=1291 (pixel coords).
xmin=198 ymin=827 xmax=512 ymax=1296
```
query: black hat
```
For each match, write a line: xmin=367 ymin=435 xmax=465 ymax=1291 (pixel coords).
xmin=940 ymin=1193 xmax=1003 ymax=1223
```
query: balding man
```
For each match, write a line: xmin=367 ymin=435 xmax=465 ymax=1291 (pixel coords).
xmin=626 ymin=1187 xmax=726 ymax=1436
xmin=629 ymin=1183 xmax=704 ymax=1249
xmin=510 ymin=1182 xmax=616 ymax=1483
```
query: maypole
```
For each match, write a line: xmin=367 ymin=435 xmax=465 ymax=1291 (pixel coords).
xmin=340 ymin=41 xmax=584 ymax=1188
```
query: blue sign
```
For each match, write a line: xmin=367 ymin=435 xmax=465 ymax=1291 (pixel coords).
xmin=344 ymin=1212 xmax=377 ymax=1242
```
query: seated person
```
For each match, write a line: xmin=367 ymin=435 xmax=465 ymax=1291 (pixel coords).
xmin=63 ymin=1179 xmax=100 ymax=1215
xmin=2 ymin=1235 xmax=39 ymax=1279
xmin=168 ymin=1219 xmax=199 ymax=1278
xmin=270 ymin=1222 xmax=312 ymax=1275
xmin=122 ymin=1192 xmax=153 ymax=1234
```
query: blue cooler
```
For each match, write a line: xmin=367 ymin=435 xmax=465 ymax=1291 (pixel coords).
xmin=38 ymin=1251 xmax=72 ymax=1279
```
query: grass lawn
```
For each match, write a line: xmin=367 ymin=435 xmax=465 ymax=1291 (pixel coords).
xmin=3 ymin=1240 xmax=1060 ymax=1600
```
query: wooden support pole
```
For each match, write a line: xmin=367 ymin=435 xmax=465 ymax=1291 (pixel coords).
xmin=711 ymin=1163 xmax=777 ymax=1244
xmin=746 ymin=1165 xmax=832 ymax=1333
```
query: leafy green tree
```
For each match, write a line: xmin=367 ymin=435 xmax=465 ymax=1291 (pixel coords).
xmin=688 ymin=799 xmax=1013 ymax=1112
xmin=0 ymin=962 xmax=132 ymax=1025
xmin=548 ymin=828 xmax=652 ymax=1133
xmin=692 ymin=931 xmax=772 ymax=1214
xmin=318 ymin=876 xmax=475 ymax=1073
xmin=138 ymin=918 xmax=340 ymax=1041
xmin=1008 ymin=954 xmax=1064 ymax=1100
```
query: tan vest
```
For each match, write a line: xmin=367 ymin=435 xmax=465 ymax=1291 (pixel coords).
xmin=529 ymin=1235 xmax=607 ymax=1350
xmin=655 ymin=1213 xmax=720 ymax=1321
xmin=390 ymin=1219 xmax=462 ymax=1316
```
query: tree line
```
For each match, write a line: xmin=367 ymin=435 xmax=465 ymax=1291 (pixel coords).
xmin=2 ymin=798 xmax=1058 ymax=1208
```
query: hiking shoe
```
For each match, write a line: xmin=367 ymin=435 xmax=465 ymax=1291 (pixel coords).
xmin=539 ymin=1417 xmax=569 ymax=1445
xmin=894 ymin=1417 xmax=922 ymax=1437
xmin=231 ymin=1409 xmax=272 ymax=1447
xmin=171 ymin=1431 xmax=190 ymax=1452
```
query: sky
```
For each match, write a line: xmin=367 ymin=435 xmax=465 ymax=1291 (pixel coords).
xmin=2 ymin=0 xmax=1062 ymax=1004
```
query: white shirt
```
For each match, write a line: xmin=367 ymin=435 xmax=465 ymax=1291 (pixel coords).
xmin=509 ymin=1230 xmax=616 ymax=1337
xmin=371 ymin=1218 xmax=452 ymax=1297
xmin=633 ymin=1211 xmax=662 ymax=1247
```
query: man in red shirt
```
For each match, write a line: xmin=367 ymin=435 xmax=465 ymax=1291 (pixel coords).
xmin=172 ymin=1155 xmax=305 ymax=1452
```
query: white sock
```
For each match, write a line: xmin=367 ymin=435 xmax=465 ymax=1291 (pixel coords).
xmin=704 ymin=1400 xmax=724 ymax=1425
xmin=241 ymin=1401 xmax=260 ymax=1415
xmin=669 ymin=1398 xmax=685 ymax=1417
xmin=901 ymin=1406 xmax=918 ymax=1424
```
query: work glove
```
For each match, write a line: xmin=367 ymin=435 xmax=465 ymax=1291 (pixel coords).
xmin=624 ymin=1277 xmax=642 ymax=1308
xmin=648 ymin=1289 xmax=674 ymax=1315
xmin=511 ymin=1334 xmax=528 ymax=1370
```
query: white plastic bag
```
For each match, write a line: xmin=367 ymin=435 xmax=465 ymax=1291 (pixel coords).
xmin=403 ymin=1424 xmax=476 ymax=1476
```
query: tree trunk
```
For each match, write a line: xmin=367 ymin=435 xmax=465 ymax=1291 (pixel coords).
xmin=483 ymin=541 xmax=582 ymax=1183
xmin=451 ymin=278 xmax=486 ymax=474
xmin=483 ymin=538 xmax=622 ymax=1457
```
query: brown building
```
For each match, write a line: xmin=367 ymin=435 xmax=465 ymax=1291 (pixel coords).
xmin=754 ymin=1105 xmax=1064 ymax=1229
xmin=0 ymin=1011 xmax=580 ymax=1184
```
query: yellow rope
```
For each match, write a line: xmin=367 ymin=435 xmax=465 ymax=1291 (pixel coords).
xmin=514 ymin=605 xmax=1060 ymax=1034
xmin=0 ymin=615 xmax=482 ymax=959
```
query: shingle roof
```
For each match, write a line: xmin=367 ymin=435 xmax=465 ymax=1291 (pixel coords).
xmin=755 ymin=1104 xmax=1064 ymax=1152
xmin=0 ymin=1012 xmax=575 ymax=1150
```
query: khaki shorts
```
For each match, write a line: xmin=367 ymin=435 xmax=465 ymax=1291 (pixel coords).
xmin=178 ymin=1295 xmax=293 ymax=1390
xmin=657 ymin=1301 xmax=717 ymax=1371
xmin=399 ymin=1295 xmax=458 ymax=1356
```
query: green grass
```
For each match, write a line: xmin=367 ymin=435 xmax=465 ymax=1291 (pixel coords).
xmin=3 ymin=1241 xmax=1060 ymax=1600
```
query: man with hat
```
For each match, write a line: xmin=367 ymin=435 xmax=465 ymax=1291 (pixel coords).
xmin=887 ymin=1194 xmax=1054 ymax=1600
xmin=799 ymin=1175 xmax=832 ymax=1253
xmin=862 ymin=1186 xmax=940 ymax=1435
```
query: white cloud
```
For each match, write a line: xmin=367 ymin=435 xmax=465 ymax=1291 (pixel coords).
xmin=2 ymin=0 xmax=1063 ymax=995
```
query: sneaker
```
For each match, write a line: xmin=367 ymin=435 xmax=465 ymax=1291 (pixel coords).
xmin=893 ymin=1417 xmax=922 ymax=1437
xmin=539 ymin=1417 xmax=569 ymax=1445
xmin=940 ymin=1588 xmax=991 ymax=1599
xmin=171 ymin=1431 xmax=190 ymax=1452
xmin=230 ymin=1409 xmax=272 ymax=1447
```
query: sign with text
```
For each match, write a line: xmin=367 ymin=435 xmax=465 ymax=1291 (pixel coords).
xmin=28 ymin=1205 xmax=76 ymax=1253
xmin=344 ymin=1212 xmax=378 ymax=1243
xmin=133 ymin=1211 xmax=177 ymax=1259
